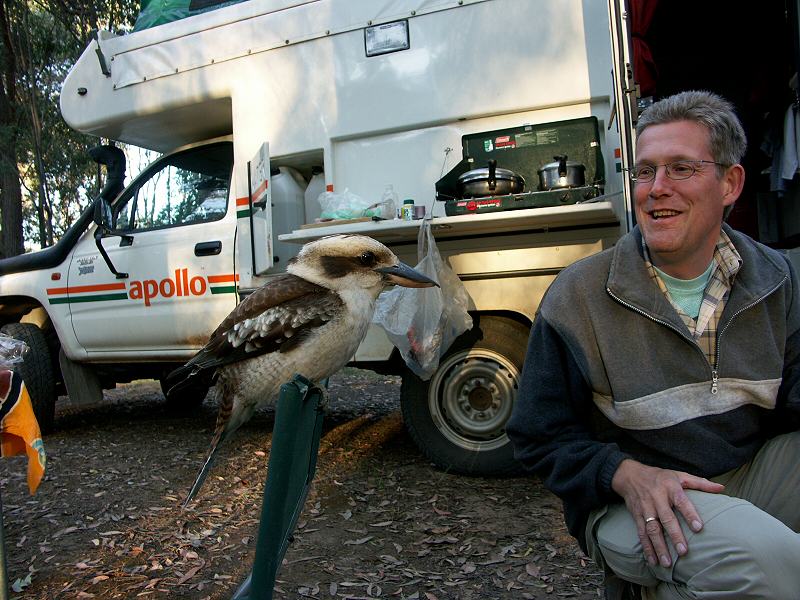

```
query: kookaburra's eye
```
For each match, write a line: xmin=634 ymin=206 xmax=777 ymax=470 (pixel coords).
xmin=359 ymin=251 xmax=376 ymax=266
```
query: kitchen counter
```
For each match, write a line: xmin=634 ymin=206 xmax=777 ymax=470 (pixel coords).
xmin=279 ymin=193 xmax=623 ymax=245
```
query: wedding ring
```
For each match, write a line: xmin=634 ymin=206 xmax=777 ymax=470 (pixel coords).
xmin=644 ymin=516 xmax=658 ymax=524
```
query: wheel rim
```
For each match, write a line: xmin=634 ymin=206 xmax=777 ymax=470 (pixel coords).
xmin=427 ymin=348 xmax=519 ymax=452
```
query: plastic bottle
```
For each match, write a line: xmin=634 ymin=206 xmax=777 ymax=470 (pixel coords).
xmin=304 ymin=166 xmax=325 ymax=224
xmin=381 ymin=184 xmax=400 ymax=219
xmin=269 ymin=166 xmax=305 ymax=271
xmin=401 ymin=198 xmax=415 ymax=221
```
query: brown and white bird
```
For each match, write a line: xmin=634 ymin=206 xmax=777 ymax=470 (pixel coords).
xmin=165 ymin=234 xmax=437 ymax=505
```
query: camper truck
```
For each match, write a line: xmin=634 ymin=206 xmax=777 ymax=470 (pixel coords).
xmin=0 ymin=0 xmax=796 ymax=475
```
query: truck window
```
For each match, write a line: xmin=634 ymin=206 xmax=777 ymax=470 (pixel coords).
xmin=115 ymin=142 xmax=232 ymax=232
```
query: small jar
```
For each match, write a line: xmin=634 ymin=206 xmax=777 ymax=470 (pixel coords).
xmin=401 ymin=199 xmax=415 ymax=221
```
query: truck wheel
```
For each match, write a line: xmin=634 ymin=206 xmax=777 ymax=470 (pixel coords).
xmin=0 ymin=322 xmax=57 ymax=434
xmin=400 ymin=315 xmax=528 ymax=476
xmin=159 ymin=377 xmax=210 ymax=412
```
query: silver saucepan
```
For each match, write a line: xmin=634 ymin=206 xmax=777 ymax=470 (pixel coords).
xmin=538 ymin=155 xmax=586 ymax=190
xmin=457 ymin=159 xmax=525 ymax=198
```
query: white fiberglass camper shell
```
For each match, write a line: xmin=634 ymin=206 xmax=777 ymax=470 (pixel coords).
xmin=1 ymin=0 xmax=796 ymax=475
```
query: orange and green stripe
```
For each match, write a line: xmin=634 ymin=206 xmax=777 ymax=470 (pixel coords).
xmin=236 ymin=178 xmax=269 ymax=219
xmin=251 ymin=179 xmax=268 ymax=206
xmin=208 ymin=273 xmax=239 ymax=295
xmin=47 ymin=282 xmax=128 ymax=305
xmin=236 ymin=196 xmax=251 ymax=218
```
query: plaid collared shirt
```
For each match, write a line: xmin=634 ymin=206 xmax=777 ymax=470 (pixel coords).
xmin=643 ymin=230 xmax=742 ymax=367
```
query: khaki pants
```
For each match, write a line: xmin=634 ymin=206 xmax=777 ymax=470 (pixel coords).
xmin=586 ymin=431 xmax=800 ymax=599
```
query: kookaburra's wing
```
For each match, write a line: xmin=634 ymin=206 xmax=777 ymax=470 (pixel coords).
xmin=195 ymin=274 xmax=343 ymax=368
xmin=164 ymin=273 xmax=342 ymax=396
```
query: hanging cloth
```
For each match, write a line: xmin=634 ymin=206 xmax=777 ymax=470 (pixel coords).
xmin=780 ymin=103 xmax=800 ymax=182
xmin=630 ymin=0 xmax=659 ymax=97
xmin=0 ymin=370 xmax=46 ymax=494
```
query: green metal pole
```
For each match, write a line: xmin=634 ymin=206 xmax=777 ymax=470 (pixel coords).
xmin=232 ymin=375 xmax=325 ymax=600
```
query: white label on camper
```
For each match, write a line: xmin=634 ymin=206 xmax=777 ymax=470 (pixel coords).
xmin=365 ymin=20 xmax=410 ymax=56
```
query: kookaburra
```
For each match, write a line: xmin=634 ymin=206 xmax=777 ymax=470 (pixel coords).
xmin=165 ymin=234 xmax=437 ymax=505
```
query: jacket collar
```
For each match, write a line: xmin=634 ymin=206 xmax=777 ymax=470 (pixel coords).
xmin=607 ymin=224 xmax=788 ymax=329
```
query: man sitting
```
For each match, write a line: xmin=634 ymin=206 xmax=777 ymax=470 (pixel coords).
xmin=507 ymin=90 xmax=800 ymax=599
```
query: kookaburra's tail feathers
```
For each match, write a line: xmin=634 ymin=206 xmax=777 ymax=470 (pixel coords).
xmin=183 ymin=438 xmax=219 ymax=507
xmin=182 ymin=426 xmax=234 ymax=507
xmin=183 ymin=377 xmax=238 ymax=506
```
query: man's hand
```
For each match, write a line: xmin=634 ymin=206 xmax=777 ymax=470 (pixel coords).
xmin=611 ymin=459 xmax=725 ymax=568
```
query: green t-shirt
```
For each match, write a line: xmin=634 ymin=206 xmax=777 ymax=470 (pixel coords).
xmin=654 ymin=261 xmax=715 ymax=320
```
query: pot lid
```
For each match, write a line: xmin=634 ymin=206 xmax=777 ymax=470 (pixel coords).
xmin=458 ymin=166 xmax=524 ymax=185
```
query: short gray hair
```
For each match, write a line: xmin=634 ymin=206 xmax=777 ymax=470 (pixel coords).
xmin=636 ymin=91 xmax=747 ymax=168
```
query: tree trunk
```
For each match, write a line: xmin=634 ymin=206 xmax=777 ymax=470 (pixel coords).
xmin=0 ymin=0 xmax=24 ymax=257
xmin=19 ymin=1 xmax=53 ymax=248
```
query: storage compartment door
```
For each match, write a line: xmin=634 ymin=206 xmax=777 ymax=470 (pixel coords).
xmin=608 ymin=0 xmax=637 ymax=230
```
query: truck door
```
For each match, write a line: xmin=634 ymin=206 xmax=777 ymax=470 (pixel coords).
xmin=608 ymin=0 xmax=638 ymax=229
xmin=64 ymin=141 xmax=238 ymax=356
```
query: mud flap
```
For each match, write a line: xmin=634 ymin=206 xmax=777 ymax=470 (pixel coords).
xmin=231 ymin=374 xmax=325 ymax=600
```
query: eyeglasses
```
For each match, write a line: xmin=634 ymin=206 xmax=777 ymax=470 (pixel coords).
xmin=626 ymin=160 xmax=727 ymax=183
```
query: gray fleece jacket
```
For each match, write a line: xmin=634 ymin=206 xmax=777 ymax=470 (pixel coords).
xmin=506 ymin=224 xmax=800 ymax=551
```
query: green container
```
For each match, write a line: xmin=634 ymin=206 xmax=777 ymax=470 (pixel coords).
xmin=134 ymin=0 xmax=248 ymax=31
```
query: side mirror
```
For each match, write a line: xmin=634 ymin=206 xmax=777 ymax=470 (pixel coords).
xmin=93 ymin=197 xmax=115 ymax=230
xmin=89 ymin=145 xmax=131 ymax=279
xmin=92 ymin=196 xmax=133 ymax=279
xmin=92 ymin=196 xmax=132 ymax=242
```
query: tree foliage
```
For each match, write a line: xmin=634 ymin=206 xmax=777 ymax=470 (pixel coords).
xmin=0 ymin=0 xmax=138 ymax=256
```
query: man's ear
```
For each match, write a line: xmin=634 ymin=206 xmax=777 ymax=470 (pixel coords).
xmin=722 ymin=164 xmax=745 ymax=207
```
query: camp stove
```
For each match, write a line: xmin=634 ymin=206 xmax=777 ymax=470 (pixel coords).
xmin=436 ymin=117 xmax=605 ymax=217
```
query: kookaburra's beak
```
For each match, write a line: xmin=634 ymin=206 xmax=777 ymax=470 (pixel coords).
xmin=375 ymin=262 xmax=439 ymax=288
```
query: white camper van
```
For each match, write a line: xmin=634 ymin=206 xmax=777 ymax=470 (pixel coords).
xmin=0 ymin=0 xmax=796 ymax=475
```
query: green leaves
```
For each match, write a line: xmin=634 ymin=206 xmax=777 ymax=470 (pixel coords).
xmin=1 ymin=0 xmax=139 ymax=251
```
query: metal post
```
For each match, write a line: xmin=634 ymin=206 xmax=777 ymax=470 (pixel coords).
xmin=231 ymin=374 xmax=325 ymax=600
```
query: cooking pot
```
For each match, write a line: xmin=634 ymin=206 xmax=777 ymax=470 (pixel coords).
xmin=538 ymin=155 xmax=586 ymax=190
xmin=457 ymin=159 xmax=525 ymax=198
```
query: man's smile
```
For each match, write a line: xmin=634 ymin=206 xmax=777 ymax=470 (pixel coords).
xmin=649 ymin=209 xmax=682 ymax=220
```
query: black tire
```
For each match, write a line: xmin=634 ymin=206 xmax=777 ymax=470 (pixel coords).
xmin=159 ymin=376 xmax=210 ymax=412
xmin=1 ymin=322 xmax=57 ymax=434
xmin=400 ymin=315 xmax=529 ymax=476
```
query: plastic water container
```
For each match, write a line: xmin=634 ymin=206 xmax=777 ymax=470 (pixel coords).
xmin=381 ymin=184 xmax=400 ymax=219
xmin=269 ymin=166 xmax=305 ymax=271
xmin=304 ymin=166 xmax=326 ymax=224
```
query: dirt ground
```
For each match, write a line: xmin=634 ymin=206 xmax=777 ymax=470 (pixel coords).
xmin=0 ymin=369 xmax=604 ymax=599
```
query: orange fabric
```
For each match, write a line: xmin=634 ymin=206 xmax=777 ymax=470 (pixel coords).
xmin=0 ymin=370 xmax=46 ymax=494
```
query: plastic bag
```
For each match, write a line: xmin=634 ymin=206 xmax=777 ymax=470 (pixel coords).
xmin=318 ymin=189 xmax=371 ymax=220
xmin=373 ymin=219 xmax=473 ymax=380
xmin=0 ymin=333 xmax=28 ymax=370
xmin=317 ymin=189 xmax=395 ymax=220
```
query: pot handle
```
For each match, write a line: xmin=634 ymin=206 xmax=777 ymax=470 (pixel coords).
xmin=488 ymin=159 xmax=497 ymax=191
xmin=555 ymin=155 xmax=568 ymax=177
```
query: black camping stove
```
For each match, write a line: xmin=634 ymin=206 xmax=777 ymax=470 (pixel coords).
xmin=443 ymin=185 xmax=601 ymax=216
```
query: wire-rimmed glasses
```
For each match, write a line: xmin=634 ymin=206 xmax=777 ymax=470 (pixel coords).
xmin=626 ymin=160 xmax=727 ymax=183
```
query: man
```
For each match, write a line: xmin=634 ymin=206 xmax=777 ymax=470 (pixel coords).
xmin=507 ymin=90 xmax=800 ymax=599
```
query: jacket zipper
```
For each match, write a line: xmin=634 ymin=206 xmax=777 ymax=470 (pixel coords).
xmin=609 ymin=276 xmax=787 ymax=395
xmin=711 ymin=275 xmax=787 ymax=394
xmin=606 ymin=286 xmax=706 ymax=356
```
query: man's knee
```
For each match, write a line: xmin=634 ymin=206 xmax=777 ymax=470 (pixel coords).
xmin=592 ymin=494 xmax=800 ymax=598
xmin=674 ymin=496 xmax=800 ymax=597
xmin=593 ymin=505 xmax=659 ymax=587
